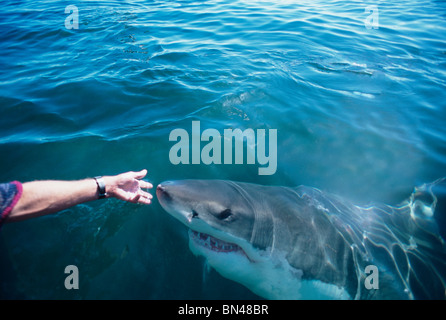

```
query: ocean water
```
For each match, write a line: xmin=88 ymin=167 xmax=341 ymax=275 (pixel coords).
xmin=0 ymin=0 xmax=445 ymax=299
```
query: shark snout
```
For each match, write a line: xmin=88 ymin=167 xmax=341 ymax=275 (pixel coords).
xmin=157 ymin=180 xmax=205 ymax=226
xmin=156 ymin=183 xmax=166 ymax=194
xmin=156 ymin=181 xmax=174 ymax=203
xmin=157 ymin=180 xmax=192 ymax=208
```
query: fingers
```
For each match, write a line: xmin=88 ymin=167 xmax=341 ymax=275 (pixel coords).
xmin=109 ymin=169 xmax=153 ymax=205
xmin=138 ymin=189 xmax=153 ymax=202
xmin=137 ymin=193 xmax=152 ymax=205
xmin=133 ymin=190 xmax=152 ymax=205
xmin=139 ymin=179 xmax=153 ymax=189
xmin=131 ymin=169 xmax=153 ymax=189
xmin=132 ymin=169 xmax=147 ymax=180
xmin=114 ymin=188 xmax=153 ymax=205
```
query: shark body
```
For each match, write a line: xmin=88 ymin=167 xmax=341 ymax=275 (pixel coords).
xmin=157 ymin=179 xmax=446 ymax=299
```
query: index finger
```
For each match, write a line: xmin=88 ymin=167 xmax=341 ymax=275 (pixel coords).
xmin=138 ymin=180 xmax=153 ymax=189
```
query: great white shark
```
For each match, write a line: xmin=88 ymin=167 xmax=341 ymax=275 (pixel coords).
xmin=156 ymin=179 xmax=446 ymax=300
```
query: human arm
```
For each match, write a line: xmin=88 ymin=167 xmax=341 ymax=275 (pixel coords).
xmin=5 ymin=169 xmax=153 ymax=223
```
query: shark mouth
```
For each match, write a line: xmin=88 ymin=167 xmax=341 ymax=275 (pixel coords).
xmin=189 ymin=230 xmax=244 ymax=254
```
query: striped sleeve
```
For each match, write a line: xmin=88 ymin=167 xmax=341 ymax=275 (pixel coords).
xmin=0 ymin=181 xmax=23 ymax=226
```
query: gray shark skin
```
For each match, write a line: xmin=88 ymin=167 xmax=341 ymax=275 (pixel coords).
xmin=157 ymin=179 xmax=446 ymax=300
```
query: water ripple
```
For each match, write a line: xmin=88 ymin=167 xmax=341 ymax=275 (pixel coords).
xmin=1 ymin=0 xmax=446 ymax=299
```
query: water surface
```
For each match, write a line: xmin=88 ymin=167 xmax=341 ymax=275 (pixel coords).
xmin=0 ymin=0 xmax=445 ymax=299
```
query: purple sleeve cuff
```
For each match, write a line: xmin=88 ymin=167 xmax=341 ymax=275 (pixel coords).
xmin=0 ymin=181 xmax=23 ymax=226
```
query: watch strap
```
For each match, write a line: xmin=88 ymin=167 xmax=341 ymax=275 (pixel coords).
xmin=94 ymin=176 xmax=107 ymax=199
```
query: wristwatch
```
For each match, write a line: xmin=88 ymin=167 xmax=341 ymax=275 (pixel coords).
xmin=94 ymin=176 xmax=107 ymax=199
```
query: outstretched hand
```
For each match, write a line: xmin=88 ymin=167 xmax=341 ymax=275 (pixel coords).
xmin=104 ymin=169 xmax=153 ymax=205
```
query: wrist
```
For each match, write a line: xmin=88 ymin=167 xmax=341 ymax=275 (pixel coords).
xmin=101 ymin=176 xmax=116 ymax=199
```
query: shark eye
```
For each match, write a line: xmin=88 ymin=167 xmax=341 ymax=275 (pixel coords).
xmin=217 ymin=208 xmax=232 ymax=220
xmin=192 ymin=210 xmax=199 ymax=218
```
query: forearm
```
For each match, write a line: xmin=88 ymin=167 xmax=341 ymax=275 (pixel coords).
xmin=3 ymin=169 xmax=152 ymax=224
xmin=6 ymin=178 xmax=99 ymax=223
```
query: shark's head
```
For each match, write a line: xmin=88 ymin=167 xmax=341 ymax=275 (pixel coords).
xmin=157 ymin=180 xmax=262 ymax=262
xmin=156 ymin=179 xmax=352 ymax=299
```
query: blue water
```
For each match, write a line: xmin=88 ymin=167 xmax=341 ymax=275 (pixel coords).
xmin=0 ymin=0 xmax=445 ymax=299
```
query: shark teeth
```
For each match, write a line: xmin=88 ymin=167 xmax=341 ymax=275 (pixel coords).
xmin=190 ymin=230 xmax=242 ymax=253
